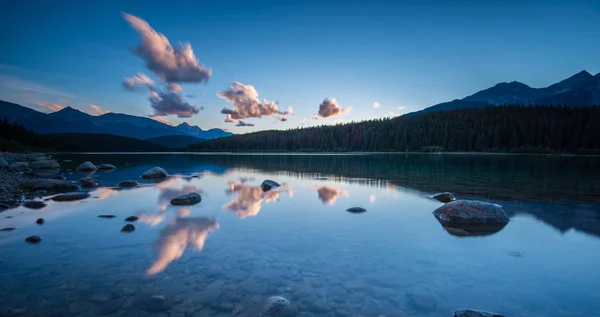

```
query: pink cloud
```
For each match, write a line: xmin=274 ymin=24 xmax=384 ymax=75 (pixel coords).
xmin=219 ymin=82 xmax=288 ymax=122
xmin=313 ymin=98 xmax=352 ymax=119
xmin=35 ymin=103 xmax=63 ymax=113
xmin=89 ymin=104 xmax=109 ymax=115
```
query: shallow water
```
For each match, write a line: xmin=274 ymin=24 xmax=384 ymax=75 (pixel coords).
xmin=1 ymin=153 xmax=600 ymax=317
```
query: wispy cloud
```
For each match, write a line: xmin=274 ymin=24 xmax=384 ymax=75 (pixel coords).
xmin=168 ymin=83 xmax=182 ymax=93
xmin=397 ymin=106 xmax=406 ymax=111
xmin=123 ymin=13 xmax=211 ymax=84
xmin=235 ymin=121 xmax=255 ymax=127
xmin=35 ymin=103 xmax=64 ymax=113
xmin=123 ymin=73 xmax=155 ymax=91
xmin=0 ymin=75 xmax=76 ymax=99
xmin=312 ymin=98 xmax=352 ymax=119
xmin=150 ymin=115 xmax=175 ymax=126
xmin=373 ymin=101 xmax=381 ymax=109
xmin=89 ymin=104 xmax=109 ymax=115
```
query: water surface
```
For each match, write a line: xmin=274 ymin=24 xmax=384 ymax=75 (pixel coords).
xmin=1 ymin=153 xmax=599 ymax=317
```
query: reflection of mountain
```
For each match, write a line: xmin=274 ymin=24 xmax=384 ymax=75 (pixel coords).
xmin=313 ymin=185 xmax=349 ymax=205
xmin=147 ymin=217 xmax=219 ymax=276
xmin=223 ymin=181 xmax=292 ymax=218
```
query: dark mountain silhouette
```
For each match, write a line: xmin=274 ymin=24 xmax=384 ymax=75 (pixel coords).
xmin=416 ymin=70 xmax=600 ymax=114
xmin=0 ymin=100 xmax=233 ymax=140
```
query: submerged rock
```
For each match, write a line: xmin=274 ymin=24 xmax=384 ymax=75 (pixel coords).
xmin=260 ymin=180 xmax=280 ymax=192
xmin=454 ymin=310 xmax=505 ymax=317
xmin=407 ymin=292 xmax=437 ymax=312
xmin=1 ymin=227 xmax=16 ymax=232
xmin=79 ymin=177 xmax=97 ymax=188
xmin=97 ymin=164 xmax=116 ymax=170
xmin=125 ymin=216 xmax=139 ymax=222
xmin=141 ymin=167 xmax=168 ymax=179
xmin=25 ymin=236 xmax=42 ymax=244
xmin=52 ymin=175 xmax=67 ymax=180
xmin=24 ymin=201 xmax=47 ymax=209
xmin=0 ymin=157 xmax=8 ymax=168
xmin=36 ymin=218 xmax=45 ymax=225
xmin=30 ymin=160 xmax=60 ymax=170
xmin=259 ymin=296 xmax=291 ymax=316
xmin=136 ymin=293 xmax=173 ymax=312
xmin=98 ymin=215 xmax=116 ymax=219
xmin=76 ymin=161 xmax=96 ymax=171
xmin=51 ymin=192 xmax=91 ymax=202
xmin=346 ymin=207 xmax=367 ymax=213
xmin=119 ymin=180 xmax=139 ymax=188
xmin=121 ymin=224 xmax=135 ymax=232
xmin=170 ymin=192 xmax=202 ymax=206
xmin=20 ymin=179 xmax=79 ymax=193
xmin=432 ymin=192 xmax=455 ymax=203
xmin=433 ymin=200 xmax=509 ymax=237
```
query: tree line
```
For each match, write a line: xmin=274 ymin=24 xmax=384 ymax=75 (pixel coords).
xmin=189 ymin=105 xmax=600 ymax=154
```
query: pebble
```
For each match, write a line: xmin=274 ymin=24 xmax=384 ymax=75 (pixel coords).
xmin=346 ymin=207 xmax=367 ymax=213
xmin=36 ymin=218 xmax=45 ymax=225
xmin=98 ymin=215 xmax=117 ymax=218
xmin=25 ymin=236 xmax=42 ymax=244
xmin=121 ymin=224 xmax=135 ymax=232
xmin=124 ymin=216 xmax=139 ymax=222
xmin=24 ymin=200 xmax=47 ymax=209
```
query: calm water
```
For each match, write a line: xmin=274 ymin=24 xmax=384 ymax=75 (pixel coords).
xmin=1 ymin=153 xmax=600 ymax=317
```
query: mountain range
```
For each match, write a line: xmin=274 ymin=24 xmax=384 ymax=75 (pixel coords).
xmin=0 ymin=101 xmax=232 ymax=140
xmin=416 ymin=70 xmax=600 ymax=113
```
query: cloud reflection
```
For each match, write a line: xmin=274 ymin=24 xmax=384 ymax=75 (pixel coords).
xmin=223 ymin=181 xmax=292 ymax=218
xmin=312 ymin=185 xmax=349 ymax=205
xmin=146 ymin=217 xmax=219 ymax=276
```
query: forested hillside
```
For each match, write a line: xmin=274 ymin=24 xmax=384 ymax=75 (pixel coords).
xmin=190 ymin=105 xmax=600 ymax=153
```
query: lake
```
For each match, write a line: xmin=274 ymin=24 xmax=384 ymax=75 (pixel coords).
xmin=1 ymin=153 xmax=600 ymax=317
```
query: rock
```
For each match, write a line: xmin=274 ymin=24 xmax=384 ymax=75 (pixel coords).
xmin=0 ymin=157 xmax=8 ymax=168
xmin=9 ymin=162 xmax=29 ymax=170
xmin=20 ymin=179 xmax=80 ymax=192
xmin=35 ymin=218 xmax=45 ymax=225
xmin=79 ymin=177 xmax=97 ymax=188
xmin=51 ymin=192 xmax=91 ymax=202
xmin=454 ymin=310 xmax=505 ymax=317
xmin=98 ymin=215 xmax=116 ymax=218
xmin=170 ymin=192 xmax=202 ymax=206
xmin=52 ymin=175 xmax=67 ymax=180
xmin=121 ymin=224 xmax=135 ymax=232
xmin=137 ymin=294 xmax=173 ymax=312
xmin=260 ymin=296 xmax=291 ymax=316
xmin=23 ymin=200 xmax=47 ymax=209
xmin=346 ymin=207 xmax=366 ymax=213
xmin=141 ymin=167 xmax=168 ymax=179
xmin=25 ymin=236 xmax=42 ymax=244
xmin=88 ymin=291 xmax=113 ymax=303
xmin=1 ymin=227 xmax=16 ymax=231
xmin=30 ymin=160 xmax=60 ymax=170
xmin=433 ymin=200 xmax=509 ymax=225
xmin=97 ymin=164 xmax=116 ymax=170
xmin=76 ymin=161 xmax=96 ymax=171
xmin=261 ymin=180 xmax=280 ymax=192
xmin=433 ymin=192 xmax=455 ymax=203
xmin=125 ymin=216 xmax=139 ymax=222
xmin=119 ymin=180 xmax=139 ymax=187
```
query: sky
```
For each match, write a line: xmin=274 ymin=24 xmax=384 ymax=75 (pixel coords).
xmin=1 ymin=0 xmax=599 ymax=132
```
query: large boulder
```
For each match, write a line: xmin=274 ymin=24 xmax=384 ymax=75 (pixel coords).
xmin=0 ymin=157 xmax=8 ymax=168
xmin=432 ymin=192 xmax=455 ymax=203
xmin=77 ymin=161 xmax=97 ymax=171
xmin=97 ymin=164 xmax=116 ymax=170
xmin=454 ymin=310 xmax=505 ymax=317
xmin=260 ymin=180 xmax=280 ymax=192
xmin=433 ymin=200 xmax=509 ymax=237
xmin=20 ymin=179 xmax=80 ymax=193
xmin=259 ymin=296 xmax=291 ymax=317
xmin=51 ymin=192 xmax=91 ymax=202
xmin=119 ymin=180 xmax=139 ymax=188
xmin=24 ymin=201 xmax=47 ymax=209
xmin=170 ymin=192 xmax=202 ymax=206
xmin=141 ymin=167 xmax=168 ymax=179
xmin=30 ymin=160 xmax=60 ymax=170
xmin=79 ymin=177 xmax=97 ymax=188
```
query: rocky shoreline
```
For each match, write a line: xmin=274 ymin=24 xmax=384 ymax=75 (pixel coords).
xmin=0 ymin=152 xmax=50 ymax=209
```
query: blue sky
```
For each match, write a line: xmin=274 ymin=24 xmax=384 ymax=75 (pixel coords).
xmin=1 ymin=0 xmax=599 ymax=132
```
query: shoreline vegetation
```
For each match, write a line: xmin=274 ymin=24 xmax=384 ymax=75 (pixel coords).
xmin=2 ymin=105 xmax=600 ymax=155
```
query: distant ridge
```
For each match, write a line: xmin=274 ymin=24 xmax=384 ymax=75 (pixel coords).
xmin=0 ymin=100 xmax=233 ymax=140
xmin=414 ymin=70 xmax=600 ymax=114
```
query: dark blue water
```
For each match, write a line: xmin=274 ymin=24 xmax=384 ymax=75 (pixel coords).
xmin=1 ymin=153 xmax=599 ymax=317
